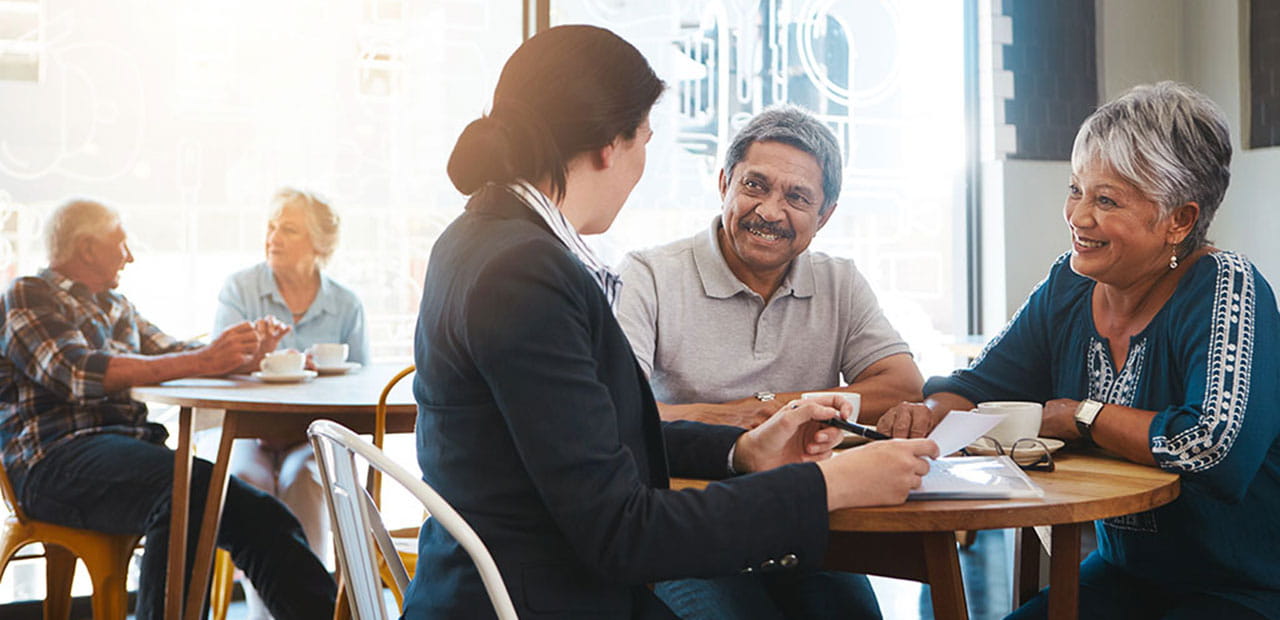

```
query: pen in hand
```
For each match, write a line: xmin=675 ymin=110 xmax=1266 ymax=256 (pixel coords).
xmin=821 ymin=416 xmax=891 ymax=440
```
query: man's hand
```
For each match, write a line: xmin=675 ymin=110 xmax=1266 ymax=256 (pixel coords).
xmin=198 ymin=322 xmax=262 ymax=376
xmin=1041 ymin=398 xmax=1082 ymax=440
xmin=731 ymin=395 xmax=851 ymax=473
xmin=876 ymin=393 xmax=977 ymax=439
xmin=817 ymin=439 xmax=938 ymax=509
xmin=877 ymin=401 xmax=937 ymax=438
xmin=239 ymin=317 xmax=292 ymax=374
xmin=721 ymin=396 xmax=786 ymax=428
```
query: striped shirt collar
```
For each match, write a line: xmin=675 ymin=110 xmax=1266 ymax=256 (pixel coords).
xmin=505 ymin=180 xmax=622 ymax=308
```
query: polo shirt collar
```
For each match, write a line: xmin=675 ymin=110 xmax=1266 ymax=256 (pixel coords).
xmin=693 ymin=217 xmax=815 ymax=300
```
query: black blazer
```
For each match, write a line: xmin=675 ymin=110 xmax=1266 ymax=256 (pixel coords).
xmin=401 ymin=186 xmax=829 ymax=618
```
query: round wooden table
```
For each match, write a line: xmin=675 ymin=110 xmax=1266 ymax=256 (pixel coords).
xmin=675 ymin=450 xmax=1179 ymax=620
xmin=132 ymin=362 xmax=417 ymax=620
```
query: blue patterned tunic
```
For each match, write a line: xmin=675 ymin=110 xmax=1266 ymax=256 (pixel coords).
xmin=927 ymin=252 xmax=1280 ymax=614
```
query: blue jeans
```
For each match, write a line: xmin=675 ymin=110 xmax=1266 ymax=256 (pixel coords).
xmin=1006 ymin=552 xmax=1268 ymax=620
xmin=11 ymin=434 xmax=335 ymax=620
xmin=655 ymin=571 xmax=881 ymax=620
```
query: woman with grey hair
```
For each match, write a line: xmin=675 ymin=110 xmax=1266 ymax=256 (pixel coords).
xmin=211 ymin=187 xmax=369 ymax=620
xmin=878 ymin=81 xmax=1280 ymax=618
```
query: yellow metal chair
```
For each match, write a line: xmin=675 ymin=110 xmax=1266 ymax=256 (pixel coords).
xmin=0 ymin=459 xmax=142 ymax=620
xmin=368 ymin=365 xmax=419 ymax=608
xmin=210 ymin=549 xmax=235 ymax=620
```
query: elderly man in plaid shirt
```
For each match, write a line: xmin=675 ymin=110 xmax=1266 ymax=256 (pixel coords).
xmin=0 ymin=199 xmax=336 ymax=620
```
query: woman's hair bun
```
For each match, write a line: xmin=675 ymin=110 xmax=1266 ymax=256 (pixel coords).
xmin=447 ymin=115 xmax=517 ymax=195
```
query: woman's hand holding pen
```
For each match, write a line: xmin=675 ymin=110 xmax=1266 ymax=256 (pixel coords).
xmin=731 ymin=395 xmax=939 ymax=510
xmin=730 ymin=395 xmax=852 ymax=473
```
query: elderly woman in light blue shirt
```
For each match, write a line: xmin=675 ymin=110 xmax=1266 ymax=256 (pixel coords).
xmin=213 ymin=187 xmax=368 ymax=620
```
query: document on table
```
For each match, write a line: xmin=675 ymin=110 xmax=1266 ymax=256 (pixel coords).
xmin=906 ymin=410 xmax=1045 ymax=500
xmin=926 ymin=409 xmax=1005 ymax=456
xmin=909 ymin=456 xmax=1045 ymax=500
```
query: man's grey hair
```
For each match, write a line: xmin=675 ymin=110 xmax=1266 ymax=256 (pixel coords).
xmin=269 ymin=187 xmax=340 ymax=267
xmin=723 ymin=105 xmax=844 ymax=214
xmin=44 ymin=198 xmax=121 ymax=266
xmin=1070 ymin=81 xmax=1232 ymax=257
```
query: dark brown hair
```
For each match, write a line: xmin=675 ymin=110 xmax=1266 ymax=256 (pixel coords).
xmin=447 ymin=25 xmax=665 ymax=201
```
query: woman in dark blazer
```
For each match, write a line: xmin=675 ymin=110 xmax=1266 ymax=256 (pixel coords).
xmin=401 ymin=25 xmax=939 ymax=619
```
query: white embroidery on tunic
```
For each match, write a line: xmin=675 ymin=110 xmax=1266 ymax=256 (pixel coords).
xmin=1150 ymin=252 xmax=1253 ymax=473
xmin=1088 ymin=338 xmax=1146 ymax=406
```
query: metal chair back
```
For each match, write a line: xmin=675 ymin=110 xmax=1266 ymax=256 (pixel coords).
xmin=309 ymin=419 xmax=517 ymax=620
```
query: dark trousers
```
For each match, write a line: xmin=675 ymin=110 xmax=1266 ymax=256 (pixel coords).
xmin=654 ymin=570 xmax=881 ymax=620
xmin=12 ymin=434 xmax=336 ymax=620
xmin=1006 ymin=551 xmax=1269 ymax=620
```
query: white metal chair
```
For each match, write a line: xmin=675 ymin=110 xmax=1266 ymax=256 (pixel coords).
xmin=307 ymin=420 xmax=517 ymax=620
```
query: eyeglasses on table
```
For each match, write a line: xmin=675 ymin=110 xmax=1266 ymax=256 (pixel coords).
xmin=961 ymin=436 xmax=1056 ymax=472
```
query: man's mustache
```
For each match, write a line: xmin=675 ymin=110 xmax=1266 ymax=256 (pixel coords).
xmin=740 ymin=217 xmax=794 ymax=239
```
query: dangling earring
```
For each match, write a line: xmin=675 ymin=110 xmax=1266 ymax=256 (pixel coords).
xmin=1169 ymin=252 xmax=1179 ymax=270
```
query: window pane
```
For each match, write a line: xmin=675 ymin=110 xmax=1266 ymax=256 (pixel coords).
xmin=553 ymin=0 xmax=967 ymax=376
xmin=0 ymin=0 xmax=521 ymax=360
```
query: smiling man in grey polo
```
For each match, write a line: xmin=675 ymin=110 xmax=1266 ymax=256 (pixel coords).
xmin=617 ymin=106 xmax=923 ymax=432
xmin=620 ymin=105 xmax=921 ymax=620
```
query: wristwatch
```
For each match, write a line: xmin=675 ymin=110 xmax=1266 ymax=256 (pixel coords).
xmin=1074 ymin=399 xmax=1105 ymax=443
xmin=754 ymin=391 xmax=776 ymax=402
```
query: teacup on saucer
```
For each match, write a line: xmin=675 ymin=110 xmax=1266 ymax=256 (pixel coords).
xmin=314 ymin=361 xmax=362 ymax=376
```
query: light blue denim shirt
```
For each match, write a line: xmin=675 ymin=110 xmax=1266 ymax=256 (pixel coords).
xmin=213 ymin=262 xmax=369 ymax=364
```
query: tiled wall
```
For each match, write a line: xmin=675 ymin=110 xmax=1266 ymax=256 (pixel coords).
xmin=1001 ymin=0 xmax=1098 ymax=161
xmin=1251 ymin=0 xmax=1280 ymax=148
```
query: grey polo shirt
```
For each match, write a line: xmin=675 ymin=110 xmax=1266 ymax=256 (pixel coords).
xmin=616 ymin=218 xmax=910 ymax=404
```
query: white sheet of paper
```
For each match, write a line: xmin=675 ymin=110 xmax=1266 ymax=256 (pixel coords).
xmin=927 ymin=410 xmax=1006 ymax=456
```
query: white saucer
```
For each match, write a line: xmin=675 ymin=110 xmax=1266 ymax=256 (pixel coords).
xmin=314 ymin=361 xmax=361 ymax=376
xmin=252 ymin=369 xmax=318 ymax=383
xmin=964 ymin=437 xmax=1065 ymax=457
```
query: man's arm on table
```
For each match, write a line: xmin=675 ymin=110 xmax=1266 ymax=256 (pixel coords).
xmin=657 ymin=353 xmax=923 ymax=428
xmin=102 ymin=321 xmax=284 ymax=391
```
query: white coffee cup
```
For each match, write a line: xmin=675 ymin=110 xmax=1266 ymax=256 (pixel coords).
xmin=309 ymin=343 xmax=349 ymax=368
xmin=801 ymin=392 xmax=862 ymax=420
xmin=975 ymin=401 xmax=1043 ymax=447
xmin=260 ymin=349 xmax=305 ymax=375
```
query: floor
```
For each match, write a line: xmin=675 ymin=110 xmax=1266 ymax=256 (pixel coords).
xmin=205 ymin=530 xmax=1017 ymax=620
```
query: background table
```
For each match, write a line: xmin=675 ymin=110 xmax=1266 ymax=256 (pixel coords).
xmin=132 ymin=362 xmax=416 ymax=620
xmin=675 ymin=450 xmax=1179 ymax=620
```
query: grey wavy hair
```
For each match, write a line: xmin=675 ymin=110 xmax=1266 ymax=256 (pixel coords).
xmin=1070 ymin=81 xmax=1232 ymax=258
xmin=44 ymin=198 xmax=121 ymax=266
xmin=269 ymin=187 xmax=340 ymax=266
xmin=723 ymin=105 xmax=844 ymax=215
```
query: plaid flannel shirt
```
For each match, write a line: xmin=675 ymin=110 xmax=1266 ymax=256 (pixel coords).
xmin=0 ymin=268 xmax=199 ymax=479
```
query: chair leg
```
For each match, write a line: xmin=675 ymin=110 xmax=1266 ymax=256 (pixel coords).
xmin=332 ymin=578 xmax=352 ymax=620
xmin=43 ymin=545 xmax=76 ymax=620
xmin=80 ymin=542 xmax=135 ymax=620
xmin=210 ymin=549 xmax=235 ymax=620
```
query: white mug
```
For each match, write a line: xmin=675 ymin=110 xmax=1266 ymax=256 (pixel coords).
xmin=801 ymin=392 xmax=862 ymax=421
xmin=309 ymin=343 xmax=349 ymax=368
xmin=260 ymin=349 xmax=305 ymax=375
xmin=975 ymin=401 xmax=1043 ymax=447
